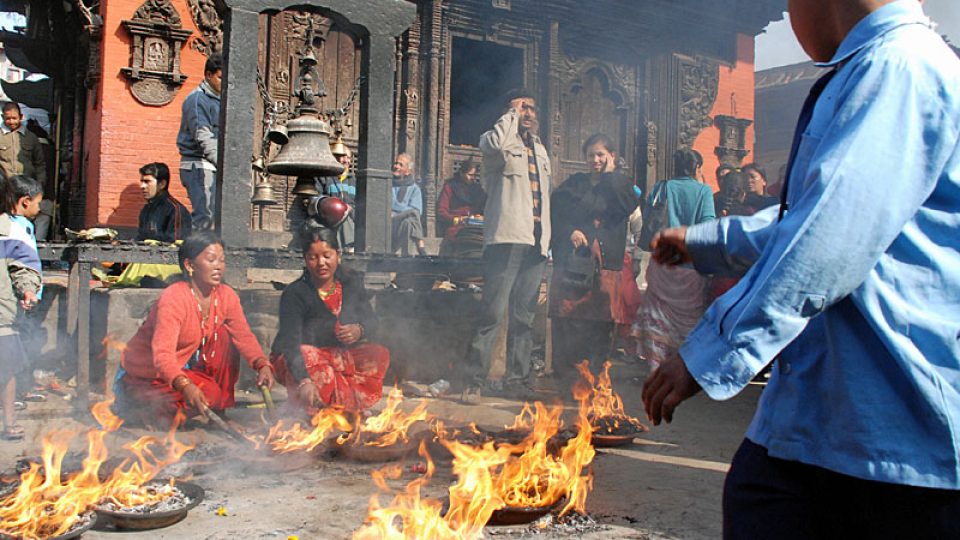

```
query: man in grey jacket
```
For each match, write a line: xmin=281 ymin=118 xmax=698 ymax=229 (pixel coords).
xmin=176 ymin=53 xmax=222 ymax=230
xmin=462 ymin=89 xmax=552 ymax=402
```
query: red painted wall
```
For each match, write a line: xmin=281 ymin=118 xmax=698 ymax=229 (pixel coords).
xmin=692 ymin=33 xmax=756 ymax=192
xmin=84 ymin=0 xmax=206 ymax=228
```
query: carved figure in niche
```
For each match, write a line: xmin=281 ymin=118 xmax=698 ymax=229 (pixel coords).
xmin=145 ymin=39 xmax=167 ymax=70
xmin=134 ymin=0 xmax=182 ymax=27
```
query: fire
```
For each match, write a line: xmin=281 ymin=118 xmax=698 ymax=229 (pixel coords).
xmin=490 ymin=402 xmax=595 ymax=514
xmin=573 ymin=360 xmax=648 ymax=435
xmin=0 ymin=400 xmax=194 ymax=539
xmin=353 ymin=440 xmax=509 ymax=540
xmin=353 ymin=401 xmax=596 ymax=538
xmin=343 ymin=387 xmax=430 ymax=447
xmin=261 ymin=407 xmax=352 ymax=454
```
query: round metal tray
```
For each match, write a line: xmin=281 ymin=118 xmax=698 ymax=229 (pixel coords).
xmin=591 ymin=431 xmax=645 ymax=447
xmin=93 ymin=480 xmax=204 ymax=531
xmin=0 ymin=511 xmax=97 ymax=540
xmin=488 ymin=496 xmax=566 ymax=526
xmin=339 ymin=437 xmax=416 ymax=462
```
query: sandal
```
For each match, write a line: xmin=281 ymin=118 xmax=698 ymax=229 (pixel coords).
xmin=2 ymin=425 xmax=24 ymax=441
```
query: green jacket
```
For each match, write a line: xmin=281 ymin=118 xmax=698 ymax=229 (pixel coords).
xmin=0 ymin=129 xmax=46 ymax=185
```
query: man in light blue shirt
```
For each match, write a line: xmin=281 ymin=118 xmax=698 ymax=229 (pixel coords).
xmin=642 ymin=0 xmax=960 ymax=537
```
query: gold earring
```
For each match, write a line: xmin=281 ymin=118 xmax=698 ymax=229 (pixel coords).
xmin=187 ymin=268 xmax=194 ymax=277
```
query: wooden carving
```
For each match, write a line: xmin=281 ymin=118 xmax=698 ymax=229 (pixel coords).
xmin=678 ymin=57 xmax=719 ymax=147
xmin=120 ymin=0 xmax=193 ymax=106
xmin=187 ymin=0 xmax=223 ymax=56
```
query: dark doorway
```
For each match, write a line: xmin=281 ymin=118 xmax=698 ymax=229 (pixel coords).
xmin=449 ymin=38 xmax=524 ymax=147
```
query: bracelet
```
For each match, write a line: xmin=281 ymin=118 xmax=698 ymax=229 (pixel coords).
xmin=252 ymin=358 xmax=274 ymax=372
xmin=297 ymin=378 xmax=316 ymax=390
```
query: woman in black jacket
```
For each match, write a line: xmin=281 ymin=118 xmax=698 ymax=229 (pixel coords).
xmin=549 ymin=133 xmax=638 ymax=379
xmin=270 ymin=222 xmax=388 ymax=412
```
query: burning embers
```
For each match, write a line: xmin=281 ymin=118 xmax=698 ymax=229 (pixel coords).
xmin=0 ymin=400 xmax=195 ymax=539
xmin=574 ymin=360 xmax=649 ymax=445
xmin=353 ymin=400 xmax=596 ymax=538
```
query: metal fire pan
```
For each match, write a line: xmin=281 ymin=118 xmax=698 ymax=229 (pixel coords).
xmin=0 ymin=511 xmax=97 ymax=540
xmin=488 ymin=496 xmax=566 ymax=526
xmin=93 ymin=480 xmax=204 ymax=531
xmin=339 ymin=438 xmax=416 ymax=463
xmin=591 ymin=431 xmax=645 ymax=447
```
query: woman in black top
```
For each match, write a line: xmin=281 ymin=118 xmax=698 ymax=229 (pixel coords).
xmin=549 ymin=133 xmax=638 ymax=380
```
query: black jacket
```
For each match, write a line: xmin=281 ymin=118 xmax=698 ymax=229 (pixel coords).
xmin=136 ymin=191 xmax=192 ymax=243
xmin=550 ymin=171 xmax=637 ymax=271
xmin=270 ymin=268 xmax=378 ymax=382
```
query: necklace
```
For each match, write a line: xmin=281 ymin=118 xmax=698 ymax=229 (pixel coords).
xmin=317 ymin=279 xmax=338 ymax=299
xmin=190 ymin=284 xmax=219 ymax=367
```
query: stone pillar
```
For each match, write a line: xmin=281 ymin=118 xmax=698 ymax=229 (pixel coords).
xmin=218 ymin=7 xmax=259 ymax=251
xmin=357 ymin=34 xmax=398 ymax=254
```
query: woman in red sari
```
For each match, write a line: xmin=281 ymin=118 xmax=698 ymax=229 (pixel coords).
xmin=115 ymin=231 xmax=275 ymax=425
xmin=271 ymin=222 xmax=389 ymax=412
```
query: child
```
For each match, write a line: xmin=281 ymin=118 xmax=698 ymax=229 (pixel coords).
xmin=0 ymin=175 xmax=42 ymax=440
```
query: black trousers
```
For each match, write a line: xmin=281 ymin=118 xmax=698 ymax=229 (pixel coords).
xmin=724 ymin=439 xmax=960 ymax=540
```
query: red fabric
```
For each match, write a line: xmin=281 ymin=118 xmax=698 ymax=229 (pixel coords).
xmin=273 ymin=343 xmax=390 ymax=412
xmin=122 ymin=281 xmax=265 ymax=385
xmin=271 ymin=284 xmax=390 ymax=412
xmin=119 ymin=324 xmax=239 ymax=417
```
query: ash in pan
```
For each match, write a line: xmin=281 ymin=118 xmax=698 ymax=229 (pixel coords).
xmin=98 ymin=484 xmax=192 ymax=514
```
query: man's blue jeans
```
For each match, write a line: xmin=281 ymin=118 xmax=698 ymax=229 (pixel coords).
xmin=465 ymin=243 xmax=546 ymax=386
xmin=180 ymin=163 xmax=217 ymax=230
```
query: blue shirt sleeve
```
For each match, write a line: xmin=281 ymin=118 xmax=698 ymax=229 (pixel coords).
xmin=680 ymin=50 xmax=954 ymax=400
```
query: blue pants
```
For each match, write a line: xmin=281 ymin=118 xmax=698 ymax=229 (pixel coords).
xmin=180 ymin=164 xmax=217 ymax=230
xmin=465 ymin=243 xmax=546 ymax=385
xmin=724 ymin=439 xmax=960 ymax=539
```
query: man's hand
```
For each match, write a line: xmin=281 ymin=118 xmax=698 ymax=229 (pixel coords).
xmin=570 ymin=230 xmax=588 ymax=249
xmin=181 ymin=382 xmax=209 ymax=414
xmin=336 ymin=323 xmax=363 ymax=345
xmin=642 ymin=353 xmax=702 ymax=425
xmin=19 ymin=291 xmax=38 ymax=311
xmin=256 ymin=364 xmax=275 ymax=389
xmin=651 ymin=226 xmax=691 ymax=266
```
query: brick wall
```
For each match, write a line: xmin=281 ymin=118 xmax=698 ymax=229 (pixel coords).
xmin=692 ymin=33 xmax=756 ymax=192
xmin=84 ymin=0 xmax=206 ymax=228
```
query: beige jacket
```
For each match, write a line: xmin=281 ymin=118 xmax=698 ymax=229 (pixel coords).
xmin=479 ymin=109 xmax=552 ymax=256
xmin=0 ymin=129 xmax=46 ymax=184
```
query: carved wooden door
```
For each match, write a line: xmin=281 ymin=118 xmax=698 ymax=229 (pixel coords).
xmin=556 ymin=63 xmax=636 ymax=187
xmin=252 ymin=9 xmax=363 ymax=233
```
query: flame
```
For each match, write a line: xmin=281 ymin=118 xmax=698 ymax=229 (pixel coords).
xmin=573 ymin=360 xmax=648 ymax=434
xmin=490 ymin=402 xmax=595 ymax=514
xmin=352 ymin=440 xmax=508 ymax=540
xmin=353 ymin=401 xmax=596 ymax=538
xmin=261 ymin=408 xmax=352 ymax=454
xmin=344 ymin=387 xmax=430 ymax=447
xmin=0 ymin=400 xmax=194 ymax=539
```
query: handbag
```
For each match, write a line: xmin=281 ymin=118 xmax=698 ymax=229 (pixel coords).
xmin=637 ymin=180 xmax=669 ymax=252
xmin=560 ymin=246 xmax=598 ymax=292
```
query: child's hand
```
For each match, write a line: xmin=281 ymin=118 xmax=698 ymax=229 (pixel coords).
xmin=19 ymin=291 xmax=38 ymax=311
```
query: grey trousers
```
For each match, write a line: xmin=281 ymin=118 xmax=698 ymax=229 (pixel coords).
xmin=180 ymin=164 xmax=217 ymax=230
xmin=392 ymin=212 xmax=423 ymax=256
xmin=465 ymin=243 xmax=546 ymax=385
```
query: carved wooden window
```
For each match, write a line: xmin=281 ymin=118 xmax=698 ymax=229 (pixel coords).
xmin=561 ymin=68 xmax=626 ymax=162
xmin=448 ymin=37 xmax=524 ymax=147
